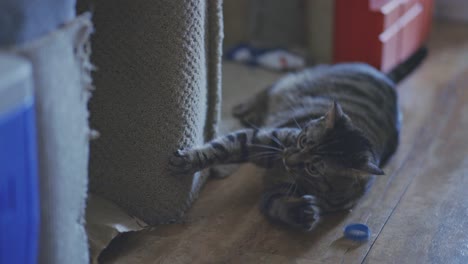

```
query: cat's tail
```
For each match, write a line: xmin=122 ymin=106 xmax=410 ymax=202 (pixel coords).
xmin=386 ymin=46 xmax=428 ymax=84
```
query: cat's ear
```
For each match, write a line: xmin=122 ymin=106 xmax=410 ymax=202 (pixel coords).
xmin=357 ymin=161 xmax=385 ymax=175
xmin=325 ymin=101 xmax=344 ymax=129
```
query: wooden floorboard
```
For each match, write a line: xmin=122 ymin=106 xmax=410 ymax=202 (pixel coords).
xmin=363 ymin=71 xmax=468 ymax=264
xmin=100 ymin=20 xmax=468 ymax=264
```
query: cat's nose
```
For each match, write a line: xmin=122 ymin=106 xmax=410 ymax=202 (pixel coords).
xmin=284 ymin=151 xmax=307 ymax=167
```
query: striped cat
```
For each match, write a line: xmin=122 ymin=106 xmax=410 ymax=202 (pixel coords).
xmin=170 ymin=47 xmax=427 ymax=231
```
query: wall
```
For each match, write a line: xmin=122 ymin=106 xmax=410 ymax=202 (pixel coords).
xmin=435 ymin=0 xmax=468 ymax=22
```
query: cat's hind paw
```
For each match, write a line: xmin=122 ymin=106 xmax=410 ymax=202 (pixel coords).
xmin=232 ymin=101 xmax=265 ymax=127
xmin=169 ymin=149 xmax=198 ymax=175
xmin=232 ymin=102 xmax=252 ymax=118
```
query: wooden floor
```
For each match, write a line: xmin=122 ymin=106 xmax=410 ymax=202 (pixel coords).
xmin=101 ymin=20 xmax=468 ymax=264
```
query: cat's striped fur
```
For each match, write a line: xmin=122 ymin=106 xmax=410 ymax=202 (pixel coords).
xmin=170 ymin=47 xmax=427 ymax=231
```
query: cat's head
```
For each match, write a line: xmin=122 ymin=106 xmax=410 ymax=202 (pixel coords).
xmin=283 ymin=101 xmax=384 ymax=179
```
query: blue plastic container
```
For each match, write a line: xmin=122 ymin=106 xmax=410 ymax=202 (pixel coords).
xmin=0 ymin=54 xmax=39 ymax=264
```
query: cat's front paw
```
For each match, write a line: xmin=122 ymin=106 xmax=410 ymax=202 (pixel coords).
xmin=286 ymin=195 xmax=321 ymax=231
xmin=169 ymin=149 xmax=198 ymax=175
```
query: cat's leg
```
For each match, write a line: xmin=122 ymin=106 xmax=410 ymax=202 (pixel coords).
xmin=232 ymin=86 xmax=272 ymax=127
xmin=169 ymin=128 xmax=299 ymax=175
xmin=260 ymin=183 xmax=321 ymax=231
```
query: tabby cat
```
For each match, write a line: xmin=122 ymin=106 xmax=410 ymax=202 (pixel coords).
xmin=170 ymin=47 xmax=427 ymax=231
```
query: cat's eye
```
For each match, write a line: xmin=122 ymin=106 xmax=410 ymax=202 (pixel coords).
xmin=306 ymin=163 xmax=319 ymax=175
xmin=297 ymin=134 xmax=307 ymax=148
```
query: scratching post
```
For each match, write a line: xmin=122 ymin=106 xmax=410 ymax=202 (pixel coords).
xmin=89 ymin=0 xmax=223 ymax=224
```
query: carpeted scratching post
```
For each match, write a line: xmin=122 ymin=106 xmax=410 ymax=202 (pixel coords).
xmin=89 ymin=0 xmax=223 ymax=225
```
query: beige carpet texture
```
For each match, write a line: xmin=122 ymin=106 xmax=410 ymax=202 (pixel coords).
xmin=88 ymin=0 xmax=223 ymax=225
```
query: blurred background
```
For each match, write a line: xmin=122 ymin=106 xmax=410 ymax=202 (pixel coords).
xmin=223 ymin=0 xmax=463 ymax=70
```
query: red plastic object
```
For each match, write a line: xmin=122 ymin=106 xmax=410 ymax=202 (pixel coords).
xmin=333 ymin=0 xmax=433 ymax=72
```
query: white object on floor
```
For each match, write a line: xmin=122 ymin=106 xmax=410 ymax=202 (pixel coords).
xmin=225 ymin=44 xmax=306 ymax=71
xmin=255 ymin=49 xmax=306 ymax=71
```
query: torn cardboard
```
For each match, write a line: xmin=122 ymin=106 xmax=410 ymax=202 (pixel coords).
xmin=86 ymin=194 xmax=147 ymax=264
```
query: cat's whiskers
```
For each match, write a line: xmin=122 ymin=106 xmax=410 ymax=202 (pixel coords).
xmin=287 ymin=172 xmax=304 ymax=197
xmin=282 ymin=95 xmax=303 ymax=130
xmin=285 ymin=175 xmax=297 ymax=196
xmin=249 ymin=143 xmax=282 ymax=152
xmin=244 ymin=120 xmax=260 ymax=130
xmin=248 ymin=151 xmax=279 ymax=158
xmin=314 ymin=151 xmax=345 ymax=156
xmin=284 ymin=169 xmax=299 ymax=197
xmin=292 ymin=182 xmax=299 ymax=196
xmin=268 ymin=134 xmax=286 ymax=149
xmin=248 ymin=151 xmax=281 ymax=161
xmin=286 ymin=182 xmax=296 ymax=197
